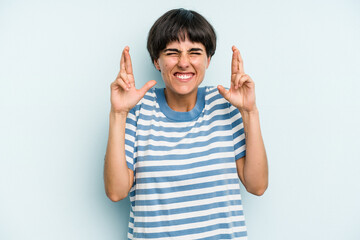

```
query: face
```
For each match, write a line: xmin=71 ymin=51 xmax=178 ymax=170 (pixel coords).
xmin=154 ymin=38 xmax=211 ymax=97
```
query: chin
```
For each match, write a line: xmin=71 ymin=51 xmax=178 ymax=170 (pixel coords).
xmin=173 ymin=84 xmax=199 ymax=95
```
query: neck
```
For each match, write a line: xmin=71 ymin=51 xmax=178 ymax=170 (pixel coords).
xmin=164 ymin=88 xmax=198 ymax=112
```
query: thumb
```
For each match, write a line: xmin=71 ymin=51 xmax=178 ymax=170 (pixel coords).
xmin=217 ymin=85 xmax=230 ymax=101
xmin=139 ymin=80 xmax=157 ymax=96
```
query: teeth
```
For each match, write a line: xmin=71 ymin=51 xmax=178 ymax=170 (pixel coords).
xmin=176 ymin=74 xmax=192 ymax=79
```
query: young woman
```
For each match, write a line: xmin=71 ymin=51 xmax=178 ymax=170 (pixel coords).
xmin=104 ymin=8 xmax=268 ymax=239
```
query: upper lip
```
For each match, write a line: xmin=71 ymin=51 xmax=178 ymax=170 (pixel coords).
xmin=174 ymin=72 xmax=194 ymax=75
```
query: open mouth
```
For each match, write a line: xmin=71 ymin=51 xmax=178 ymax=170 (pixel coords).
xmin=174 ymin=72 xmax=195 ymax=81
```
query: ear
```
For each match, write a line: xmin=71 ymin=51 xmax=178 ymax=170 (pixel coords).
xmin=154 ymin=59 xmax=160 ymax=71
xmin=206 ymin=56 xmax=211 ymax=69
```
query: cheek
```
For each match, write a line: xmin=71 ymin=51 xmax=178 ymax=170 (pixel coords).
xmin=192 ymin=58 xmax=208 ymax=70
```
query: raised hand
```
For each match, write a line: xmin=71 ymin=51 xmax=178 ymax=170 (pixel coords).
xmin=110 ymin=46 xmax=157 ymax=113
xmin=217 ymin=46 xmax=256 ymax=113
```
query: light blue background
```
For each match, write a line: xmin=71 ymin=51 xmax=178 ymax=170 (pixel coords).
xmin=1 ymin=0 xmax=359 ymax=239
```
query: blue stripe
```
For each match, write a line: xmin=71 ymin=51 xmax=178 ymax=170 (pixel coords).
xmin=128 ymin=226 xmax=133 ymax=235
xmin=140 ymin=103 xmax=158 ymax=111
xmin=136 ymin=135 xmax=232 ymax=152
xmin=124 ymin=139 xmax=134 ymax=148
xmin=136 ymin=157 xmax=235 ymax=173
xmin=205 ymin=87 xmax=219 ymax=97
xmin=136 ymin=125 xmax=232 ymax=143
xmin=135 ymin=112 xmax=232 ymax=132
xmin=133 ymin=199 xmax=242 ymax=217
xmin=135 ymin=178 xmax=240 ymax=195
xmin=132 ymin=189 xmax=241 ymax=206
xmin=229 ymin=107 xmax=241 ymax=118
xmin=195 ymin=231 xmax=248 ymax=240
xmin=235 ymin=150 xmax=246 ymax=161
xmin=207 ymin=91 xmax=224 ymax=103
xmin=206 ymin=102 xmax=229 ymax=115
xmin=133 ymin=221 xmax=246 ymax=238
xmin=143 ymin=92 xmax=155 ymax=102
xmin=125 ymin=149 xmax=133 ymax=158
xmin=233 ymin=125 xmax=245 ymax=139
xmin=135 ymin=168 xmax=237 ymax=184
xmin=134 ymin=210 xmax=244 ymax=227
xmin=125 ymin=129 xmax=136 ymax=141
xmin=136 ymin=102 xmax=228 ymax=123
xmin=126 ymin=117 xmax=137 ymax=126
xmin=234 ymin=139 xmax=246 ymax=152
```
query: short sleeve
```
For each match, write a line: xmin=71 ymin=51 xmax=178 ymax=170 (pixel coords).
xmin=229 ymin=104 xmax=246 ymax=160
xmin=124 ymin=107 xmax=137 ymax=171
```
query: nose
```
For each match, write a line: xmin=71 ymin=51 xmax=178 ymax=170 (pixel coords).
xmin=177 ymin=53 xmax=190 ymax=69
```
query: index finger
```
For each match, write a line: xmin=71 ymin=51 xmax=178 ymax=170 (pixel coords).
xmin=232 ymin=46 xmax=245 ymax=74
xmin=231 ymin=46 xmax=238 ymax=74
xmin=124 ymin=46 xmax=133 ymax=75
xmin=237 ymin=48 xmax=245 ymax=74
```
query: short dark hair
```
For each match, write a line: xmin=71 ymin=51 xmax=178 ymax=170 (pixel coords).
xmin=147 ymin=8 xmax=217 ymax=64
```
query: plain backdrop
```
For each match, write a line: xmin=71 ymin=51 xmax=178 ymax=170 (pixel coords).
xmin=1 ymin=0 xmax=360 ymax=239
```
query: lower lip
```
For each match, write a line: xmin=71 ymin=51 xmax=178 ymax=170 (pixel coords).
xmin=175 ymin=75 xmax=194 ymax=82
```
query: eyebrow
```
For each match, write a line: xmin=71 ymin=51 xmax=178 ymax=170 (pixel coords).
xmin=163 ymin=48 xmax=204 ymax=53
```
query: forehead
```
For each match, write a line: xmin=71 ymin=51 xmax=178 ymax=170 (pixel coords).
xmin=165 ymin=39 xmax=206 ymax=50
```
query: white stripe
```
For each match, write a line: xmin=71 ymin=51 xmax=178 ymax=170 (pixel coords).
xmin=204 ymin=97 xmax=228 ymax=110
xmin=135 ymin=151 xmax=234 ymax=167
xmin=133 ymin=226 xmax=247 ymax=240
xmin=234 ymin=145 xmax=246 ymax=157
xmin=134 ymin=175 xmax=240 ymax=201
xmin=205 ymin=88 xmax=219 ymax=99
xmin=136 ymin=140 xmax=234 ymax=157
xmin=125 ymin=144 xmax=134 ymax=153
xmin=141 ymin=97 xmax=156 ymax=107
xmin=136 ymin=172 xmax=238 ymax=190
xmin=136 ymin=121 xmax=233 ymax=140
xmin=234 ymin=133 xmax=245 ymax=143
xmin=134 ymin=214 xmax=245 ymax=234
xmin=136 ymin=162 xmax=236 ymax=179
xmin=136 ymin=128 xmax=233 ymax=147
xmin=137 ymin=106 xmax=229 ymax=128
xmin=126 ymin=111 xmax=137 ymax=121
xmin=125 ymin=124 xmax=136 ymax=134
xmin=131 ymin=185 xmax=242 ymax=210
xmin=134 ymin=202 xmax=244 ymax=222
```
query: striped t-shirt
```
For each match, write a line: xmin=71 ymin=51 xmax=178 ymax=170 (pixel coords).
xmin=124 ymin=86 xmax=247 ymax=239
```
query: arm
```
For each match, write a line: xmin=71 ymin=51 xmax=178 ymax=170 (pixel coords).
xmin=104 ymin=111 xmax=134 ymax=202
xmin=218 ymin=46 xmax=268 ymax=196
xmin=236 ymin=108 xmax=268 ymax=196
xmin=104 ymin=46 xmax=156 ymax=201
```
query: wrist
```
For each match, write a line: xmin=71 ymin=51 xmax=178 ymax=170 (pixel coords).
xmin=110 ymin=109 xmax=129 ymax=119
xmin=239 ymin=106 xmax=259 ymax=116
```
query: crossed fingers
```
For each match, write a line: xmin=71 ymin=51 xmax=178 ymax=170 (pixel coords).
xmin=116 ymin=46 xmax=134 ymax=91
xmin=231 ymin=46 xmax=251 ymax=89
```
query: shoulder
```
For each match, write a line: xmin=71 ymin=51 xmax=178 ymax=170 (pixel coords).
xmin=203 ymin=86 xmax=230 ymax=106
xmin=128 ymin=88 xmax=157 ymax=117
xmin=202 ymin=86 xmax=242 ymax=120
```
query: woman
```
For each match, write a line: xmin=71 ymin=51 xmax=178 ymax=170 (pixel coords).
xmin=104 ymin=8 xmax=268 ymax=239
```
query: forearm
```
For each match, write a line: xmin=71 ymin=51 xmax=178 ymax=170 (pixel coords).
xmin=104 ymin=111 xmax=132 ymax=201
xmin=240 ymin=107 xmax=268 ymax=195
